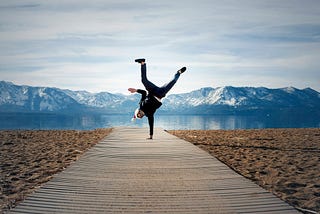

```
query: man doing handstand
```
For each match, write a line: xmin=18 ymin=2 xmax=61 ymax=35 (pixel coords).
xmin=128 ymin=58 xmax=186 ymax=139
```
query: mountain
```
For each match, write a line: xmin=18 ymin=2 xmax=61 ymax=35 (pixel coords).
xmin=161 ymin=86 xmax=320 ymax=114
xmin=62 ymin=89 xmax=139 ymax=113
xmin=0 ymin=81 xmax=319 ymax=115
xmin=0 ymin=81 xmax=82 ymax=112
xmin=0 ymin=81 xmax=140 ymax=113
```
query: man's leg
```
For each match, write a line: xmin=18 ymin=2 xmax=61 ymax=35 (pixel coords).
xmin=140 ymin=63 xmax=162 ymax=96
xmin=157 ymin=67 xmax=186 ymax=98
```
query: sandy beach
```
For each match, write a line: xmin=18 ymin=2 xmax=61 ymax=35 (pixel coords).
xmin=169 ymin=128 xmax=320 ymax=213
xmin=1 ymin=128 xmax=319 ymax=213
xmin=0 ymin=129 xmax=112 ymax=212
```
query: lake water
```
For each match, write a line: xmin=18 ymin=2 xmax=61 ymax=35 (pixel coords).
xmin=0 ymin=113 xmax=319 ymax=130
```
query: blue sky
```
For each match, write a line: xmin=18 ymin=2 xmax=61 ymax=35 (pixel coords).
xmin=0 ymin=0 xmax=320 ymax=94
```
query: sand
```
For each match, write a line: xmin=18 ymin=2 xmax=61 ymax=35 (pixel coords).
xmin=0 ymin=128 xmax=112 ymax=212
xmin=168 ymin=128 xmax=320 ymax=213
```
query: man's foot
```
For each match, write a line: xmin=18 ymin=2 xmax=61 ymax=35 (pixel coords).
xmin=178 ymin=67 xmax=186 ymax=74
xmin=135 ymin=58 xmax=145 ymax=63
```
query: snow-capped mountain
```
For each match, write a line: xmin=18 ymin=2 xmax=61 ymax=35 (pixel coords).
xmin=0 ymin=81 xmax=319 ymax=115
xmin=163 ymin=86 xmax=320 ymax=107
xmin=62 ymin=89 xmax=139 ymax=113
xmin=0 ymin=81 xmax=140 ymax=113
xmin=162 ymin=86 xmax=320 ymax=114
xmin=0 ymin=81 xmax=81 ymax=112
xmin=63 ymin=89 xmax=126 ymax=108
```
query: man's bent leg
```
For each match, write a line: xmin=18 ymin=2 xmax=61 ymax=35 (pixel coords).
xmin=158 ymin=72 xmax=180 ymax=98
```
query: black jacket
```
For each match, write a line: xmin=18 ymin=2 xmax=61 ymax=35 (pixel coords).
xmin=137 ymin=89 xmax=162 ymax=136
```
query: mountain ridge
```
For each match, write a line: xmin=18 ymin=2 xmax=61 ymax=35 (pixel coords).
xmin=0 ymin=81 xmax=319 ymax=115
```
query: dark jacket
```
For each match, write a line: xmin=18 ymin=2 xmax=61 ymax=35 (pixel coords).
xmin=137 ymin=89 xmax=162 ymax=136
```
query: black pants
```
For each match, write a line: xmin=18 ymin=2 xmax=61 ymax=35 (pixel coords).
xmin=141 ymin=64 xmax=180 ymax=98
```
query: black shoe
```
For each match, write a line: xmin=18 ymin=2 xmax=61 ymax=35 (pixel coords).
xmin=178 ymin=67 xmax=186 ymax=74
xmin=135 ymin=58 xmax=145 ymax=63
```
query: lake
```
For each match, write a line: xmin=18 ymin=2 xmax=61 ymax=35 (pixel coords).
xmin=0 ymin=112 xmax=319 ymax=130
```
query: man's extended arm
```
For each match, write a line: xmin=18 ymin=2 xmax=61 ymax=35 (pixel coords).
xmin=128 ymin=88 xmax=146 ymax=100
xmin=136 ymin=89 xmax=147 ymax=100
xmin=128 ymin=88 xmax=147 ymax=104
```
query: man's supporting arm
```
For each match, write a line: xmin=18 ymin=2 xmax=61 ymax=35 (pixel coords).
xmin=147 ymin=115 xmax=154 ymax=139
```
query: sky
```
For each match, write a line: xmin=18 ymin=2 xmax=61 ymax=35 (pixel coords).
xmin=0 ymin=0 xmax=320 ymax=94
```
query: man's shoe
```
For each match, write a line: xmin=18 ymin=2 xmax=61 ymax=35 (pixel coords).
xmin=178 ymin=67 xmax=186 ymax=74
xmin=135 ymin=58 xmax=145 ymax=63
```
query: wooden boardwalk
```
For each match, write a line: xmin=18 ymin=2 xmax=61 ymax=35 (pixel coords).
xmin=8 ymin=127 xmax=299 ymax=213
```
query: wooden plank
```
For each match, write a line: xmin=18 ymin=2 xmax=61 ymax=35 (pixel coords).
xmin=8 ymin=127 xmax=299 ymax=214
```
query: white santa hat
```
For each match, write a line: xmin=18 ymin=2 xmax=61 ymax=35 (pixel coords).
xmin=131 ymin=108 xmax=140 ymax=122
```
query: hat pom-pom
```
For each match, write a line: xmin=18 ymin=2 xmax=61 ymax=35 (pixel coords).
xmin=131 ymin=114 xmax=136 ymax=122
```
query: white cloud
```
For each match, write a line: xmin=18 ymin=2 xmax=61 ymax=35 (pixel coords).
xmin=0 ymin=0 xmax=319 ymax=93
